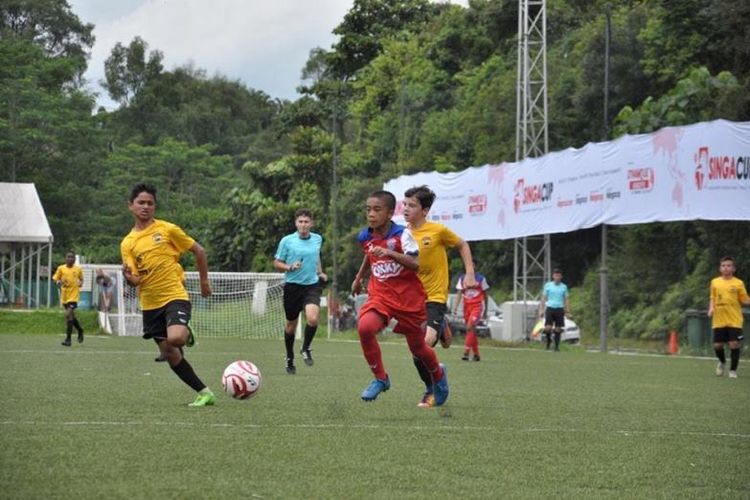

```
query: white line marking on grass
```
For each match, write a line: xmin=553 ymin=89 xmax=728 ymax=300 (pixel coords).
xmin=2 ymin=420 xmax=748 ymax=438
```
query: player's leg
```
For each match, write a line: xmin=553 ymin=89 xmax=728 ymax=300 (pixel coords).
xmin=358 ymin=310 xmax=390 ymax=401
xmin=543 ymin=308 xmax=554 ymax=350
xmin=300 ymin=285 xmax=323 ymax=366
xmin=466 ymin=308 xmax=481 ymax=360
xmin=414 ymin=303 xmax=442 ymax=400
xmin=713 ymin=328 xmax=728 ymax=376
xmin=552 ymin=309 xmax=564 ymax=351
xmin=69 ymin=303 xmax=84 ymax=342
xmin=61 ymin=304 xmax=73 ymax=346
xmin=728 ymin=329 xmax=742 ymax=378
xmin=282 ymin=284 xmax=303 ymax=374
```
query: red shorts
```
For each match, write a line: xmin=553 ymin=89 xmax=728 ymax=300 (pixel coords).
xmin=359 ymin=296 xmax=426 ymax=335
xmin=463 ymin=303 xmax=483 ymax=328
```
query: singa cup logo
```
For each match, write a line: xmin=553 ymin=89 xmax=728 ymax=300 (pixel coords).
xmin=694 ymin=146 xmax=750 ymax=190
xmin=513 ymin=178 xmax=554 ymax=213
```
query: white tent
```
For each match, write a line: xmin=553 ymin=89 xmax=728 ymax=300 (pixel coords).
xmin=0 ymin=183 xmax=54 ymax=308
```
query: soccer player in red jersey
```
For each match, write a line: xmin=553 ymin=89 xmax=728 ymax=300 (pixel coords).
xmin=351 ymin=190 xmax=449 ymax=404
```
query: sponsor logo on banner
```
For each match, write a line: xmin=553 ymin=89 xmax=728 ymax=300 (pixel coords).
xmin=628 ymin=168 xmax=655 ymax=192
xmin=589 ymin=192 xmax=604 ymax=202
xmin=468 ymin=194 xmax=487 ymax=215
xmin=694 ymin=146 xmax=750 ymax=190
xmin=513 ymin=178 xmax=554 ymax=213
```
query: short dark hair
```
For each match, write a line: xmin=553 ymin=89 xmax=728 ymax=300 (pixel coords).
xmin=129 ymin=183 xmax=157 ymax=203
xmin=720 ymin=256 xmax=735 ymax=264
xmin=65 ymin=250 xmax=75 ymax=257
xmin=368 ymin=190 xmax=396 ymax=211
xmin=552 ymin=268 xmax=563 ymax=274
xmin=404 ymin=185 xmax=436 ymax=210
xmin=295 ymin=208 xmax=313 ymax=219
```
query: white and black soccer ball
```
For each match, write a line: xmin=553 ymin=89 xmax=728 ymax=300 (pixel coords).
xmin=222 ymin=360 xmax=262 ymax=399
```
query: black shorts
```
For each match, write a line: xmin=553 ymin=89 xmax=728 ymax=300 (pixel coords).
xmin=713 ymin=327 xmax=743 ymax=343
xmin=283 ymin=283 xmax=322 ymax=321
xmin=63 ymin=302 xmax=78 ymax=310
xmin=142 ymin=300 xmax=192 ymax=340
xmin=545 ymin=307 xmax=565 ymax=329
xmin=426 ymin=302 xmax=447 ymax=333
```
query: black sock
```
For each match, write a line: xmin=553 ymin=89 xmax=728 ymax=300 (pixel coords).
xmin=413 ymin=357 xmax=432 ymax=387
xmin=302 ymin=324 xmax=317 ymax=351
xmin=72 ymin=318 xmax=83 ymax=334
xmin=284 ymin=332 xmax=295 ymax=359
xmin=65 ymin=321 xmax=73 ymax=339
xmin=170 ymin=358 xmax=206 ymax=392
xmin=715 ymin=348 xmax=726 ymax=364
xmin=730 ymin=348 xmax=740 ymax=371
xmin=554 ymin=331 xmax=561 ymax=348
xmin=545 ymin=332 xmax=551 ymax=348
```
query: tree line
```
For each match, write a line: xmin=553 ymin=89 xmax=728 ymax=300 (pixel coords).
xmin=1 ymin=0 xmax=749 ymax=340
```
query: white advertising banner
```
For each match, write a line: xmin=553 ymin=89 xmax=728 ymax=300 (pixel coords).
xmin=384 ymin=120 xmax=750 ymax=241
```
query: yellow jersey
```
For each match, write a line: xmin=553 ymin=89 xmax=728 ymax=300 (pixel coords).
xmin=710 ymin=276 xmax=748 ymax=329
xmin=409 ymin=221 xmax=462 ymax=303
xmin=52 ymin=264 xmax=83 ymax=304
xmin=120 ymin=219 xmax=195 ymax=311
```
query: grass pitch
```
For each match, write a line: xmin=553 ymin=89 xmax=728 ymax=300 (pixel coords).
xmin=1 ymin=333 xmax=748 ymax=499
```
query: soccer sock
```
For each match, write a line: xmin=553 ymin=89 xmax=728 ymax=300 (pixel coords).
xmin=72 ymin=318 xmax=83 ymax=333
xmin=357 ymin=312 xmax=387 ymax=380
xmin=467 ymin=330 xmax=479 ymax=356
xmin=413 ymin=357 xmax=432 ymax=387
xmin=545 ymin=330 xmax=551 ymax=348
xmin=284 ymin=331 xmax=295 ymax=359
xmin=730 ymin=348 xmax=740 ymax=371
xmin=302 ymin=324 xmax=317 ymax=351
xmin=405 ymin=333 xmax=442 ymax=382
xmin=170 ymin=358 xmax=206 ymax=392
xmin=554 ymin=331 xmax=561 ymax=348
xmin=65 ymin=321 xmax=73 ymax=339
xmin=715 ymin=348 xmax=726 ymax=364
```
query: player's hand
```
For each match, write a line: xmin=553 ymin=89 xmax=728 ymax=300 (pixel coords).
xmin=318 ymin=272 xmax=328 ymax=283
xmin=369 ymin=246 xmax=388 ymax=257
xmin=290 ymin=261 xmax=302 ymax=271
xmin=200 ymin=279 xmax=212 ymax=297
xmin=463 ymin=275 xmax=477 ymax=288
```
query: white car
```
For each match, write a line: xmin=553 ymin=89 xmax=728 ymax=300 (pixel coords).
xmin=445 ymin=293 xmax=502 ymax=338
xmin=529 ymin=315 xmax=581 ymax=344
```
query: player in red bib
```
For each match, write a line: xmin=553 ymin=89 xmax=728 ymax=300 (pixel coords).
xmin=453 ymin=270 xmax=490 ymax=361
xmin=351 ymin=190 xmax=449 ymax=405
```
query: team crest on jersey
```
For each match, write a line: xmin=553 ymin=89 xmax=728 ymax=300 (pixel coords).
xmin=421 ymin=236 xmax=432 ymax=247
xmin=152 ymin=232 xmax=163 ymax=243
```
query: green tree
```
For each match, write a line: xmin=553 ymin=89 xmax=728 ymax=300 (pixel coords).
xmin=102 ymin=36 xmax=163 ymax=106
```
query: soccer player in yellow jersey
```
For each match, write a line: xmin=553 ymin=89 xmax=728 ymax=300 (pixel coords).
xmin=52 ymin=251 xmax=84 ymax=346
xmin=121 ymin=183 xmax=216 ymax=407
xmin=708 ymin=256 xmax=750 ymax=379
xmin=403 ymin=185 xmax=476 ymax=407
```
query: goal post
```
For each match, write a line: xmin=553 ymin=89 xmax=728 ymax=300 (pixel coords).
xmin=102 ymin=270 xmax=288 ymax=338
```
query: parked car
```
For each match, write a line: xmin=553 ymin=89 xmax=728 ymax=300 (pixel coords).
xmin=529 ymin=313 xmax=581 ymax=344
xmin=445 ymin=293 xmax=502 ymax=338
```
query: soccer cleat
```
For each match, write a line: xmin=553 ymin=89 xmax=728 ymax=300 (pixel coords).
xmin=77 ymin=331 xmax=84 ymax=344
xmin=715 ymin=362 xmax=725 ymax=377
xmin=186 ymin=327 xmax=195 ymax=347
xmin=188 ymin=391 xmax=216 ymax=407
xmin=154 ymin=354 xmax=167 ymax=362
xmin=361 ymin=376 xmax=391 ymax=401
xmin=461 ymin=354 xmax=470 ymax=361
xmin=286 ymin=358 xmax=296 ymax=375
xmin=417 ymin=390 xmax=435 ymax=408
xmin=300 ymin=348 xmax=314 ymax=366
xmin=432 ymin=363 xmax=449 ymax=406
xmin=729 ymin=370 xmax=738 ymax=379
xmin=439 ymin=322 xmax=453 ymax=348
xmin=473 ymin=354 xmax=481 ymax=362
xmin=61 ymin=338 xmax=71 ymax=347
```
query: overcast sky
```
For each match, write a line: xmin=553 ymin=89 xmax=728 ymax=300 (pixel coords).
xmin=69 ymin=0 xmax=467 ymax=110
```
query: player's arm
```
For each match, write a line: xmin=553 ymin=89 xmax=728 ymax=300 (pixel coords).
xmin=351 ymin=255 xmax=370 ymax=295
xmin=455 ymin=239 xmax=476 ymax=288
xmin=189 ymin=242 xmax=212 ymax=297
xmin=316 ymin=254 xmax=328 ymax=282
xmin=564 ymin=291 xmax=571 ymax=316
xmin=539 ymin=292 xmax=546 ymax=318
xmin=707 ymin=285 xmax=715 ymax=317
xmin=369 ymin=245 xmax=418 ymax=270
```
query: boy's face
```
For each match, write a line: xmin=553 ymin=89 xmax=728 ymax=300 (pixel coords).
xmin=295 ymin=216 xmax=313 ymax=236
xmin=129 ymin=191 xmax=156 ymax=223
xmin=65 ymin=253 xmax=75 ymax=266
xmin=366 ymin=196 xmax=393 ymax=230
xmin=402 ymin=196 xmax=428 ymax=224
xmin=719 ymin=260 xmax=735 ymax=277
xmin=552 ymin=272 xmax=562 ymax=283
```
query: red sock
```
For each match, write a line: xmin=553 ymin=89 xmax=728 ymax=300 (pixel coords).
xmin=405 ymin=332 xmax=443 ymax=382
xmin=357 ymin=311 xmax=387 ymax=380
xmin=466 ymin=330 xmax=479 ymax=356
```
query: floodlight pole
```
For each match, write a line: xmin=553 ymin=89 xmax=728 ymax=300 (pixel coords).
xmin=515 ymin=0 xmax=551 ymax=308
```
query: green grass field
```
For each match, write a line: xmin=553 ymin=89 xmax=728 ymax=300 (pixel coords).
xmin=1 ymin=332 xmax=749 ymax=499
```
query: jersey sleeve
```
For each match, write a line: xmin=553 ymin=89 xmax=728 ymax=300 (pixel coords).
xmin=120 ymin=240 xmax=137 ymax=272
xmin=481 ymin=277 xmax=490 ymax=290
xmin=401 ymin=228 xmax=419 ymax=256
xmin=440 ymin=225 xmax=462 ymax=248
xmin=456 ymin=275 xmax=464 ymax=290
xmin=52 ymin=266 xmax=62 ymax=282
xmin=76 ymin=267 xmax=83 ymax=283
xmin=739 ymin=281 xmax=749 ymax=303
xmin=168 ymin=223 xmax=196 ymax=253
xmin=274 ymin=237 xmax=288 ymax=262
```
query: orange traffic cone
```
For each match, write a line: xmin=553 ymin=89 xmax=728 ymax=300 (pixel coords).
xmin=668 ymin=330 xmax=679 ymax=355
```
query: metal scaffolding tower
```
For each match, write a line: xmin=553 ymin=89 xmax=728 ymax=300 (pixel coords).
xmin=514 ymin=0 xmax=551 ymax=302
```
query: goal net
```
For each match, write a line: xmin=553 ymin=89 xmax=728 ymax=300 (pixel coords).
xmin=99 ymin=269 xmax=286 ymax=339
